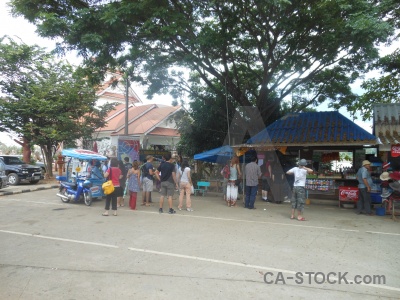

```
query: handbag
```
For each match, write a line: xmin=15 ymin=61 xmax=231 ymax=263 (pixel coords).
xmin=191 ymin=185 xmax=194 ymax=195
xmin=102 ymin=168 xmax=115 ymax=195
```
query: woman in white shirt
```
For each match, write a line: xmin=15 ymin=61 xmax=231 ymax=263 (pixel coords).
xmin=227 ymin=156 xmax=241 ymax=207
xmin=178 ymin=159 xmax=194 ymax=211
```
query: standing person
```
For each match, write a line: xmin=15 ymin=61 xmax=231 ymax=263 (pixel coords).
xmin=355 ymin=160 xmax=374 ymax=215
xmin=141 ymin=156 xmax=155 ymax=206
xmin=286 ymin=159 xmax=313 ymax=221
xmin=155 ymin=153 xmax=178 ymax=214
xmin=102 ymin=157 xmax=110 ymax=174
xmin=221 ymin=162 xmax=230 ymax=202
xmin=244 ymin=155 xmax=262 ymax=209
xmin=174 ymin=155 xmax=181 ymax=191
xmin=117 ymin=160 xmax=127 ymax=207
xmin=124 ymin=156 xmax=133 ymax=170
xmin=227 ymin=156 xmax=241 ymax=207
xmin=178 ymin=159 xmax=194 ymax=211
xmin=102 ymin=157 xmax=122 ymax=216
xmin=270 ymin=160 xmax=286 ymax=203
xmin=127 ymin=161 xmax=141 ymax=210
xmin=260 ymin=158 xmax=272 ymax=201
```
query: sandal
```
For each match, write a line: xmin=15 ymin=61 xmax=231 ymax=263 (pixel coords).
xmin=290 ymin=216 xmax=295 ymax=219
xmin=102 ymin=212 xmax=109 ymax=216
xmin=298 ymin=217 xmax=306 ymax=221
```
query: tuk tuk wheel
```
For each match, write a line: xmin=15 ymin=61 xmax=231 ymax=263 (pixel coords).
xmin=84 ymin=191 xmax=92 ymax=206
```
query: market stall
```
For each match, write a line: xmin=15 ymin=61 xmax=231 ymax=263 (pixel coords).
xmin=240 ymin=111 xmax=380 ymax=204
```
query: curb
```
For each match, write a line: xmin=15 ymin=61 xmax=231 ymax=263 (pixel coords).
xmin=0 ymin=185 xmax=59 ymax=196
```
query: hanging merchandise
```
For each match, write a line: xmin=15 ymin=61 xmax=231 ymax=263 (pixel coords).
xmin=321 ymin=152 xmax=340 ymax=163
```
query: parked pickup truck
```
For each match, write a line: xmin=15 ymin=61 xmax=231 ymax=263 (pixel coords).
xmin=0 ymin=155 xmax=43 ymax=185
xmin=0 ymin=158 xmax=8 ymax=189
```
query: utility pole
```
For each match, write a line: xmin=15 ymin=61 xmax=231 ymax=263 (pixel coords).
xmin=124 ymin=75 xmax=129 ymax=136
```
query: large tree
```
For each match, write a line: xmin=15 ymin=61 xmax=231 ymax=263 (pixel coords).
xmin=0 ymin=36 xmax=113 ymax=176
xmin=9 ymin=0 xmax=399 ymax=151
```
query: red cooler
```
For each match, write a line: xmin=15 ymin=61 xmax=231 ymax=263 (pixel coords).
xmin=339 ymin=187 xmax=359 ymax=208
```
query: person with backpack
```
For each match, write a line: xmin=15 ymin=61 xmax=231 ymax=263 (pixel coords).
xmin=155 ymin=153 xmax=178 ymax=214
xmin=124 ymin=156 xmax=133 ymax=171
xmin=141 ymin=155 xmax=155 ymax=206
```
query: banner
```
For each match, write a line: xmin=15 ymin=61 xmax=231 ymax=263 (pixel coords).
xmin=118 ymin=139 xmax=140 ymax=163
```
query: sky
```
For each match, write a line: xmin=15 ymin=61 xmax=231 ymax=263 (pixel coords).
xmin=1 ymin=1 xmax=395 ymax=146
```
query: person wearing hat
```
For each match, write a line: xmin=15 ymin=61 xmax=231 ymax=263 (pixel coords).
xmin=286 ymin=159 xmax=313 ymax=221
xmin=355 ymin=160 xmax=374 ymax=215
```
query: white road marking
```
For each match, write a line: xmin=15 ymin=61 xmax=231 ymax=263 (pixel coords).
xmin=1 ymin=199 xmax=64 ymax=206
xmin=127 ymin=247 xmax=400 ymax=293
xmin=0 ymin=229 xmax=119 ymax=248
xmin=136 ymin=210 xmax=361 ymax=233
xmin=2 ymin=198 xmax=399 ymax=236
xmin=1 ymin=229 xmax=398 ymax=293
xmin=365 ymin=231 xmax=400 ymax=236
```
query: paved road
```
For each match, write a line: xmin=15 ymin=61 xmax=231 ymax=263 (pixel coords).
xmin=0 ymin=188 xmax=399 ymax=299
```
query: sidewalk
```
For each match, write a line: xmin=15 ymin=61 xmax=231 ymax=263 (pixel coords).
xmin=0 ymin=180 xmax=59 ymax=196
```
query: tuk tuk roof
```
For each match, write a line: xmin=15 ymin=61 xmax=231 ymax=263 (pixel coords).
xmin=62 ymin=149 xmax=108 ymax=161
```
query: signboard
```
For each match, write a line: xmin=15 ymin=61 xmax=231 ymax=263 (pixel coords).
xmin=391 ymin=144 xmax=400 ymax=157
xmin=118 ymin=139 xmax=140 ymax=163
xmin=338 ymin=187 xmax=359 ymax=202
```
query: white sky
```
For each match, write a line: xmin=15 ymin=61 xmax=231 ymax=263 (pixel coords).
xmin=2 ymin=1 xmax=397 ymax=146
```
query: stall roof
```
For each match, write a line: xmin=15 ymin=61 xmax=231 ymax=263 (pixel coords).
xmin=373 ymin=103 xmax=400 ymax=145
xmin=247 ymin=111 xmax=378 ymax=147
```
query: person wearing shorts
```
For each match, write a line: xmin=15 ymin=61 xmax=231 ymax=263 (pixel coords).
xmin=286 ymin=159 xmax=313 ymax=221
xmin=142 ymin=156 xmax=154 ymax=206
xmin=155 ymin=153 xmax=178 ymax=214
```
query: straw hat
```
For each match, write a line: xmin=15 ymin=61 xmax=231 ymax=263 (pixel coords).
xmin=380 ymin=172 xmax=390 ymax=181
xmin=362 ymin=160 xmax=371 ymax=166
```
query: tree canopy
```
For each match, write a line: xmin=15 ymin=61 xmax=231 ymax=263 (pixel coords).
xmin=0 ymin=36 xmax=113 ymax=175
xmin=9 ymin=0 xmax=400 ymax=152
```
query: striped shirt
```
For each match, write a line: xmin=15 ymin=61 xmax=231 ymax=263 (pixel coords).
xmin=245 ymin=162 xmax=262 ymax=186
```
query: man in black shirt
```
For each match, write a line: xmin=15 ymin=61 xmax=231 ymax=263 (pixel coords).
xmin=155 ymin=153 xmax=178 ymax=214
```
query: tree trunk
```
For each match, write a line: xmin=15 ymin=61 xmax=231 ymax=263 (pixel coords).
xmin=14 ymin=136 xmax=31 ymax=163
xmin=41 ymin=144 xmax=54 ymax=178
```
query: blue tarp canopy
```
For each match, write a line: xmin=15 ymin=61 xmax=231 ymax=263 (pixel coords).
xmin=62 ymin=149 xmax=108 ymax=161
xmin=194 ymin=145 xmax=256 ymax=163
xmin=193 ymin=145 xmax=233 ymax=163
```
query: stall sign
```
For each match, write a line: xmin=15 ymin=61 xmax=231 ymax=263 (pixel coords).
xmin=391 ymin=144 xmax=400 ymax=157
xmin=338 ymin=187 xmax=359 ymax=201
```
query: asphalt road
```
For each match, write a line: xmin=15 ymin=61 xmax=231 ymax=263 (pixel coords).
xmin=0 ymin=189 xmax=399 ymax=300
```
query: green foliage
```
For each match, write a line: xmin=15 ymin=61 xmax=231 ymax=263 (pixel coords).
xmin=0 ymin=36 xmax=114 ymax=175
xmin=8 ymin=0 xmax=400 ymax=154
xmin=349 ymin=50 xmax=400 ymax=121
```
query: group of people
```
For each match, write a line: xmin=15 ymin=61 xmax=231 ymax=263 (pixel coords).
xmin=221 ymin=156 xmax=313 ymax=221
xmin=101 ymin=154 xmax=194 ymax=216
xmin=98 ymin=152 xmax=316 ymax=221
